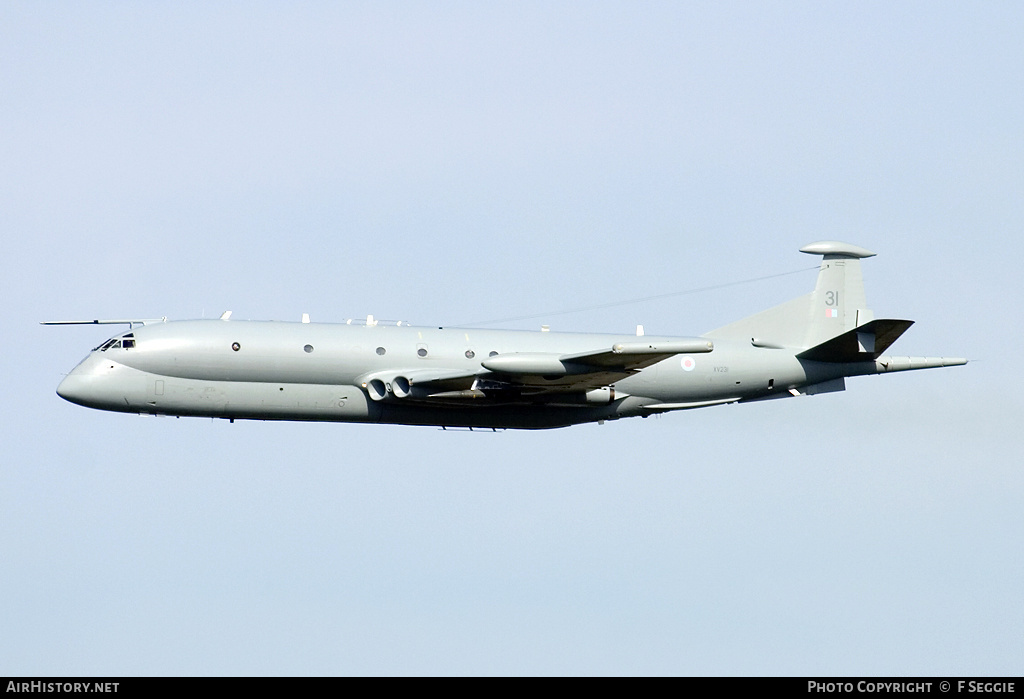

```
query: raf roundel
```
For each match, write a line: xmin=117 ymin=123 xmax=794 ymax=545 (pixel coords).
xmin=681 ymin=357 xmax=696 ymax=372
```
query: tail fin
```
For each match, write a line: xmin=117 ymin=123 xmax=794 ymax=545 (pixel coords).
xmin=705 ymin=241 xmax=881 ymax=350
xmin=800 ymin=241 xmax=877 ymax=347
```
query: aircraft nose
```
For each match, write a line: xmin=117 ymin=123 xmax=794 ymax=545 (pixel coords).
xmin=54 ymin=354 xmax=138 ymax=411
xmin=56 ymin=373 xmax=89 ymax=406
xmin=56 ymin=368 xmax=110 ymax=408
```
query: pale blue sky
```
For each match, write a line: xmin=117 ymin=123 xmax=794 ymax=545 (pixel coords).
xmin=2 ymin=1 xmax=1022 ymax=675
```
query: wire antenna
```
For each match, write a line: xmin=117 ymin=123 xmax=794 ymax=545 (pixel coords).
xmin=456 ymin=265 xmax=819 ymax=327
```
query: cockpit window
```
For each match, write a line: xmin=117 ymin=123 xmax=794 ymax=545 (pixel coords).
xmin=95 ymin=334 xmax=136 ymax=352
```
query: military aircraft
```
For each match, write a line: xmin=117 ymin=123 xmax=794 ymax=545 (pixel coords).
xmin=46 ymin=242 xmax=965 ymax=430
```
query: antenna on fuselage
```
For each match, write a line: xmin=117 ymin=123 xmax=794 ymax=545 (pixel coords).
xmin=40 ymin=318 xmax=167 ymax=328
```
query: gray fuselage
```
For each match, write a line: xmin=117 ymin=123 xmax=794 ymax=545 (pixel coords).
xmin=56 ymin=320 xmax=841 ymax=429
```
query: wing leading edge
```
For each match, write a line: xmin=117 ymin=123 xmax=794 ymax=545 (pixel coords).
xmin=478 ymin=338 xmax=714 ymax=393
xmin=362 ymin=338 xmax=715 ymax=402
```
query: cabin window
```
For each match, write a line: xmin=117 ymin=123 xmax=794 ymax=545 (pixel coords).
xmin=304 ymin=344 xmax=314 ymax=353
xmin=417 ymin=348 xmax=428 ymax=358
xmin=465 ymin=350 xmax=475 ymax=359
xmin=231 ymin=342 xmax=241 ymax=351
xmin=376 ymin=347 xmax=386 ymax=355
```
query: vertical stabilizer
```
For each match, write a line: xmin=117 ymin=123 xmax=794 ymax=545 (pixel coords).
xmin=705 ymin=241 xmax=876 ymax=349
xmin=800 ymin=241 xmax=875 ymax=348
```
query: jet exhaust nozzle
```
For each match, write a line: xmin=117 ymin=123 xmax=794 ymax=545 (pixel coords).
xmin=367 ymin=378 xmax=388 ymax=401
xmin=585 ymin=387 xmax=615 ymax=404
xmin=392 ymin=376 xmax=412 ymax=399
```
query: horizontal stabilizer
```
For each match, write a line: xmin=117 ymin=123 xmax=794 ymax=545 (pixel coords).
xmin=798 ymin=319 xmax=913 ymax=362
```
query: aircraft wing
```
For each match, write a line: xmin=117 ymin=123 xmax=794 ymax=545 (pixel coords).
xmin=362 ymin=339 xmax=715 ymax=402
xmin=559 ymin=338 xmax=714 ymax=369
xmin=479 ymin=338 xmax=714 ymax=393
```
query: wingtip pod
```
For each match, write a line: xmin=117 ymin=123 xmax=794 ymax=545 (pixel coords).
xmin=875 ymin=356 xmax=968 ymax=373
xmin=800 ymin=241 xmax=876 ymax=258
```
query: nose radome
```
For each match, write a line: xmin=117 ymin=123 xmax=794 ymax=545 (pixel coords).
xmin=56 ymin=373 xmax=87 ymax=405
xmin=55 ymin=362 xmax=107 ymax=407
xmin=56 ymin=353 xmax=100 ymax=405
xmin=54 ymin=354 xmax=133 ymax=411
